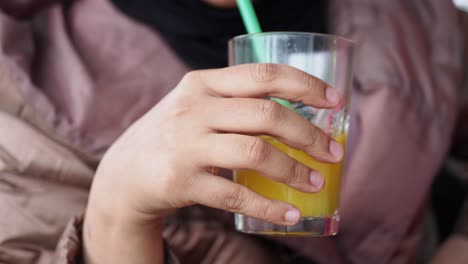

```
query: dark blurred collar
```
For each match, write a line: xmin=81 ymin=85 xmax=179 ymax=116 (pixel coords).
xmin=111 ymin=0 xmax=326 ymax=69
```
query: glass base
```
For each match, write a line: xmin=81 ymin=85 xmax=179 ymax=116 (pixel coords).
xmin=235 ymin=212 xmax=340 ymax=237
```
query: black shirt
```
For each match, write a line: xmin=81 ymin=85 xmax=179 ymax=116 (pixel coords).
xmin=111 ymin=0 xmax=327 ymax=69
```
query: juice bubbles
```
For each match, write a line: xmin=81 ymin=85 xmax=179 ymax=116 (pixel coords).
xmin=234 ymin=133 xmax=347 ymax=217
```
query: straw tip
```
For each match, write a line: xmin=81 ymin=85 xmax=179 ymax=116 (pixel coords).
xmin=271 ymin=97 xmax=292 ymax=108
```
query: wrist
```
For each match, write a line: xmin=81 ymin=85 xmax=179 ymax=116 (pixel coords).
xmin=91 ymin=152 xmax=172 ymax=223
xmin=83 ymin=199 xmax=165 ymax=264
xmin=86 ymin=173 xmax=167 ymax=227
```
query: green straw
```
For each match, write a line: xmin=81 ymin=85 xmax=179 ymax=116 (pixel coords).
xmin=236 ymin=0 xmax=262 ymax=34
xmin=236 ymin=0 xmax=292 ymax=109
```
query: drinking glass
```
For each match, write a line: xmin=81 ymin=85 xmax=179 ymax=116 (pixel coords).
xmin=230 ymin=32 xmax=354 ymax=236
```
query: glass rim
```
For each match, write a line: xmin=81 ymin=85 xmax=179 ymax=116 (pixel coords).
xmin=229 ymin=32 xmax=355 ymax=46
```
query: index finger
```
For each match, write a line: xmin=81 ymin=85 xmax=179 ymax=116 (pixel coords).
xmin=195 ymin=63 xmax=341 ymax=109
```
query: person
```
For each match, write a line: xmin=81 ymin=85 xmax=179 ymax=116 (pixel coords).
xmin=0 ymin=0 xmax=461 ymax=263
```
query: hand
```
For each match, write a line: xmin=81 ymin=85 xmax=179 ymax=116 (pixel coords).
xmin=90 ymin=63 xmax=343 ymax=225
xmin=83 ymin=64 xmax=343 ymax=263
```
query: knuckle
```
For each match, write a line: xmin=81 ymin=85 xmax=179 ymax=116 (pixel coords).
xmin=257 ymin=200 xmax=274 ymax=220
xmin=172 ymin=72 xmax=207 ymax=118
xmin=181 ymin=70 xmax=200 ymax=84
xmin=156 ymin=164 xmax=187 ymax=206
xmin=243 ymin=137 xmax=270 ymax=167
xmin=250 ymin=63 xmax=280 ymax=84
xmin=283 ymin=161 xmax=307 ymax=185
xmin=181 ymin=70 xmax=208 ymax=88
xmin=222 ymin=185 xmax=249 ymax=211
xmin=256 ymin=100 xmax=283 ymax=125
xmin=303 ymin=128 xmax=322 ymax=153
xmin=172 ymin=94 xmax=194 ymax=118
xmin=304 ymin=73 xmax=324 ymax=91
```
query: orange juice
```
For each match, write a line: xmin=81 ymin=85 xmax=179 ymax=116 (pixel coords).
xmin=234 ymin=134 xmax=347 ymax=217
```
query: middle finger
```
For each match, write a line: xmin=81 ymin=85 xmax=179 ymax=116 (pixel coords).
xmin=204 ymin=97 xmax=343 ymax=163
xmin=203 ymin=133 xmax=324 ymax=193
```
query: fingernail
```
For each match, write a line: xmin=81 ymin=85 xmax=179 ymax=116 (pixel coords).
xmin=284 ymin=209 xmax=300 ymax=224
xmin=329 ymin=140 xmax=343 ymax=160
xmin=309 ymin=171 xmax=324 ymax=188
xmin=326 ymin=87 xmax=340 ymax=104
